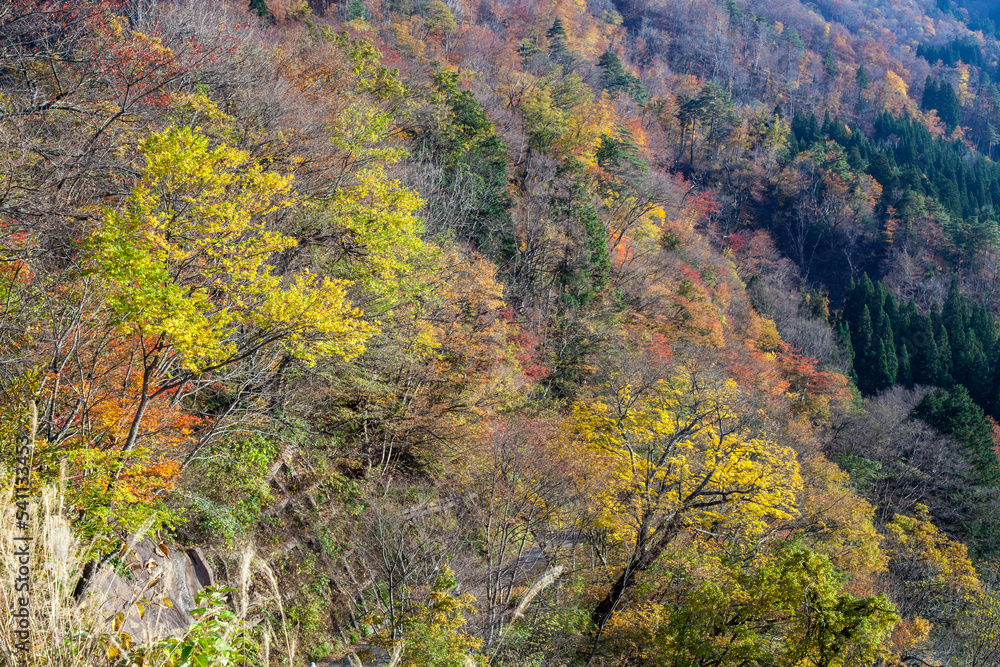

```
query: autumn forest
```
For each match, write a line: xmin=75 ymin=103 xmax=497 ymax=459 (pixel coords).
xmin=4 ymin=0 xmax=1000 ymax=664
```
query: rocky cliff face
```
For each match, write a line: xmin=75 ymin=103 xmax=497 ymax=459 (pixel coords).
xmin=87 ymin=540 xmax=214 ymax=640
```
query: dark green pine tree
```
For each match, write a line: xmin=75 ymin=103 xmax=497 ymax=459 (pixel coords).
xmin=857 ymin=63 xmax=871 ymax=89
xmin=791 ymin=110 xmax=821 ymax=145
xmin=724 ymin=0 xmax=741 ymax=22
xmin=959 ymin=332 xmax=990 ymax=405
xmin=866 ymin=334 xmax=887 ymax=395
xmin=942 ymin=279 xmax=970 ymax=351
xmin=898 ymin=343 xmax=913 ymax=388
xmin=971 ymin=303 xmax=998 ymax=361
xmin=873 ymin=308 xmax=898 ymax=391
xmin=249 ymin=0 xmax=269 ymax=17
xmin=347 ymin=0 xmax=367 ymax=20
xmin=837 ymin=321 xmax=857 ymax=383
xmin=597 ymin=51 xmax=648 ymax=104
xmin=847 ymin=145 xmax=865 ymax=171
xmin=922 ymin=77 xmax=939 ymax=111
xmin=916 ymin=385 xmax=1000 ymax=486
xmin=900 ymin=297 xmax=919 ymax=338
xmin=868 ymin=152 xmax=897 ymax=189
xmin=937 ymin=81 xmax=961 ymax=130
xmin=598 ymin=51 xmax=628 ymax=89
xmin=912 ymin=315 xmax=942 ymax=385
xmin=873 ymin=278 xmax=887 ymax=305
xmin=824 ymin=53 xmax=837 ymax=76
xmin=855 ymin=304 xmax=876 ymax=393
xmin=937 ymin=325 xmax=954 ymax=385
xmin=845 ymin=275 xmax=876 ymax=346
xmin=883 ymin=289 xmax=900 ymax=331
xmin=547 ymin=19 xmax=568 ymax=61
xmin=942 ymin=284 xmax=994 ymax=407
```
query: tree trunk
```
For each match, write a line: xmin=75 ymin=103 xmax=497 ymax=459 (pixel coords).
xmin=585 ymin=519 xmax=683 ymax=666
xmin=593 ymin=513 xmax=687 ymax=625
xmin=590 ymin=526 xmax=677 ymax=626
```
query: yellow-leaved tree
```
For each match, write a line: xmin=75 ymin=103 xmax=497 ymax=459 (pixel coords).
xmin=572 ymin=361 xmax=802 ymax=650
xmin=305 ymin=165 xmax=430 ymax=306
xmin=84 ymin=124 xmax=376 ymax=457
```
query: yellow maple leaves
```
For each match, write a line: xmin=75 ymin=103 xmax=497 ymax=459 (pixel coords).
xmin=86 ymin=125 xmax=376 ymax=371
xmin=315 ymin=164 xmax=429 ymax=299
xmin=573 ymin=368 xmax=802 ymax=545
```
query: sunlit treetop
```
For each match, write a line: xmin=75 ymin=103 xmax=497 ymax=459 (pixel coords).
xmin=86 ymin=125 xmax=376 ymax=372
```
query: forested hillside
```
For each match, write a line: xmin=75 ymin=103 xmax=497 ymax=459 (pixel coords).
xmin=4 ymin=0 xmax=1000 ymax=665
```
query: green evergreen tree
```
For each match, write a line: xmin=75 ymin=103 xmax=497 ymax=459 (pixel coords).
xmin=429 ymin=70 xmax=512 ymax=260
xmin=958 ymin=332 xmax=990 ymax=405
xmin=942 ymin=279 xmax=970 ymax=351
xmin=883 ymin=290 xmax=900 ymax=331
xmin=517 ymin=39 xmax=543 ymax=61
xmin=913 ymin=315 xmax=942 ymax=385
xmin=916 ymin=386 xmax=1000 ymax=486
xmin=845 ymin=275 xmax=875 ymax=345
xmin=971 ymin=303 xmax=998 ymax=359
xmin=595 ymin=129 xmax=648 ymax=177
xmin=347 ymin=0 xmax=367 ymax=20
xmin=597 ymin=51 xmax=648 ymax=104
xmin=937 ymin=81 xmax=961 ymax=130
xmin=724 ymin=0 xmax=741 ymax=22
xmin=872 ymin=281 xmax=888 ymax=322
xmin=856 ymin=64 xmax=871 ymax=89
xmin=547 ymin=19 xmax=568 ymax=61
xmin=898 ymin=296 xmax=918 ymax=337
xmin=937 ymin=325 xmax=954 ymax=384
xmin=875 ymin=308 xmax=898 ymax=390
xmin=837 ymin=321 xmax=857 ymax=383
xmin=847 ymin=145 xmax=865 ymax=171
xmin=249 ymin=0 xmax=269 ymax=17
xmin=855 ymin=304 xmax=876 ymax=393
xmin=867 ymin=334 xmax=888 ymax=395
xmin=785 ymin=26 xmax=805 ymax=51
xmin=898 ymin=343 xmax=913 ymax=388
xmin=791 ymin=110 xmax=821 ymax=145
xmin=824 ymin=52 xmax=837 ymax=76
xmin=922 ymin=77 xmax=939 ymax=111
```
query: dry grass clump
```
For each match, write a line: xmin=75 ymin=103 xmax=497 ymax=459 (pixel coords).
xmin=0 ymin=477 xmax=293 ymax=666
xmin=0 ymin=479 xmax=121 ymax=664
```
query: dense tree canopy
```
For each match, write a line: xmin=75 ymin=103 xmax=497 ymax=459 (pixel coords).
xmin=4 ymin=0 xmax=1000 ymax=665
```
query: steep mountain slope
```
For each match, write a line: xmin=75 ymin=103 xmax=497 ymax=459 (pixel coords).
xmin=2 ymin=0 xmax=1000 ymax=665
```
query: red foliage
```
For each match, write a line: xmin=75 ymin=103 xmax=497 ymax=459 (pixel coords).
xmin=726 ymin=229 xmax=784 ymax=279
xmin=775 ymin=342 xmax=851 ymax=411
xmin=723 ymin=347 xmax=788 ymax=397
xmin=687 ymin=189 xmax=722 ymax=224
xmin=510 ymin=325 xmax=549 ymax=380
xmin=643 ymin=332 xmax=673 ymax=363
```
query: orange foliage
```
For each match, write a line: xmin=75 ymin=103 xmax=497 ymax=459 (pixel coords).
xmin=723 ymin=347 xmax=788 ymax=398
xmin=775 ymin=342 xmax=851 ymax=419
xmin=40 ymin=332 xmax=202 ymax=458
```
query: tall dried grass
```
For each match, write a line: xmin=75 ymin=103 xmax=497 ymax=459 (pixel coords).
xmin=0 ymin=477 xmax=122 ymax=664
xmin=0 ymin=478 xmax=295 ymax=666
